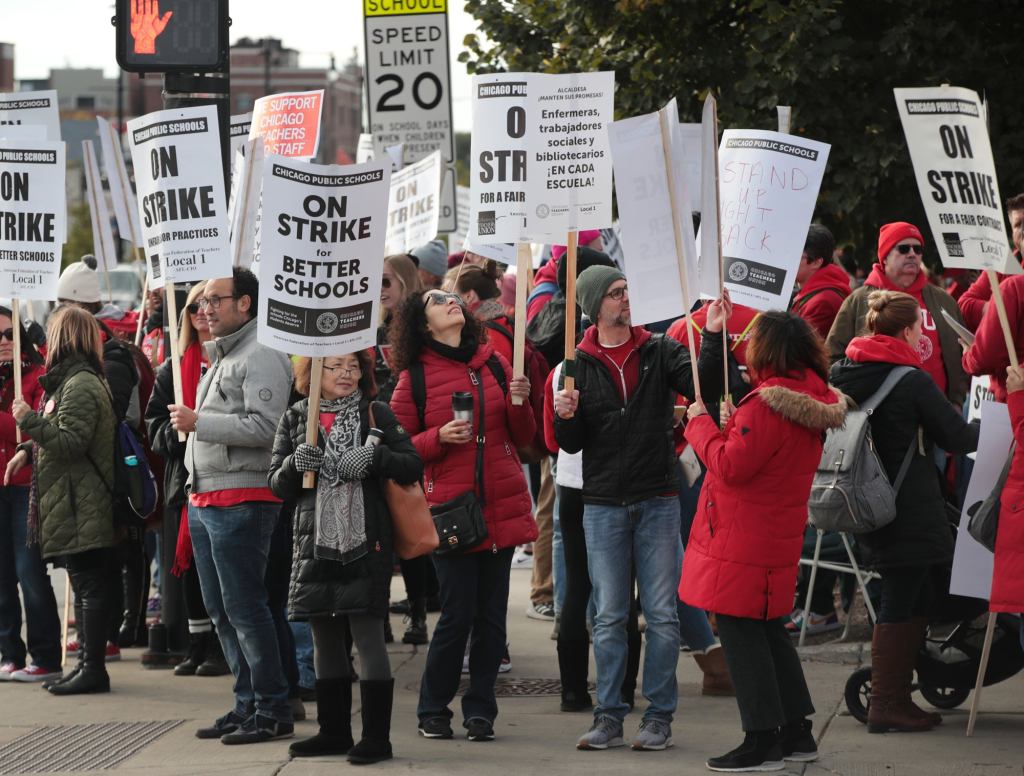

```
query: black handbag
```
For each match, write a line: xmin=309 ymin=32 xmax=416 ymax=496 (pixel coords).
xmin=967 ymin=443 xmax=1015 ymax=552
xmin=430 ymin=368 xmax=490 ymax=556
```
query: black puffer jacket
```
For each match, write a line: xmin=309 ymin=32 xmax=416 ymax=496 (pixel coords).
xmin=268 ymin=397 xmax=422 ymax=620
xmin=555 ymin=325 xmax=706 ymax=506
xmin=145 ymin=359 xmax=187 ymax=509
xmin=830 ymin=358 xmax=978 ymax=569
xmin=98 ymin=322 xmax=138 ymax=424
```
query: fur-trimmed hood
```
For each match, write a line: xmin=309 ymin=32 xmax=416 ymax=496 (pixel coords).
xmin=750 ymin=373 xmax=847 ymax=432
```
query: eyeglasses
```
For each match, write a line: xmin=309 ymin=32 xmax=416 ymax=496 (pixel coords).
xmin=896 ymin=244 xmax=923 ymax=256
xmin=186 ymin=302 xmax=201 ymax=315
xmin=0 ymin=329 xmax=14 ymax=342
xmin=604 ymin=285 xmax=629 ymax=301
xmin=381 ymin=277 xmax=393 ymax=290
xmin=197 ymin=294 xmax=240 ymax=310
xmin=323 ymin=364 xmax=360 ymax=376
xmin=423 ymin=292 xmax=462 ymax=308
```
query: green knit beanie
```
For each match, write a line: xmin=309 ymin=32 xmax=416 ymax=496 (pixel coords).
xmin=575 ymin=265 xmax=625 ymax=322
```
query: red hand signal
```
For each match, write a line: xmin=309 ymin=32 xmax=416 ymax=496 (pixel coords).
xmin=130 ymin=0 xmax=173 ymax=55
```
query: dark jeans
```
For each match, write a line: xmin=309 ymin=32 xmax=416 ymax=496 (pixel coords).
xmin=417 ymin=547 xmax=514 ymax=725
xmin=266 ymin=501 xmax=299 ymax=698
xmin=400 ymin=554 xmax=439 ymax=600
xmin=0 ymin=486 xmax=61 ymax=670
xmin=716 ymin=614 xmax=815 ymax=732
xmin=878 ymin=565 xmax=936 ymax=624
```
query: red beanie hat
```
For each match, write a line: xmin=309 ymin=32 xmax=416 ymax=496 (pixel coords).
xmin=551 ymin=229 xmax=604 ymax=262
xmin=877 ymin=222 xmax=924 ymax=261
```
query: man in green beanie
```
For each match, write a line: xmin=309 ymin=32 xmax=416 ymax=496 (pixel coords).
xmin=553 ymin=266 xmax=725 ymax=753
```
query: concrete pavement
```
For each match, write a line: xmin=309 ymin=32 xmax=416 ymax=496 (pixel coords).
xmin=0 ymin=567 xmax=1022 ymax=775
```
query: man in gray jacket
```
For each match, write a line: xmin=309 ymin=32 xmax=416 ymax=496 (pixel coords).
xmin=170 ymin=267 xmax=294 ymax=744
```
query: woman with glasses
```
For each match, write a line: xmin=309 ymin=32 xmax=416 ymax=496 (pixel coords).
xmin=269 ymin=351 xmax=421 ymax=763
xmin=145 ymin=281 xmax=229 ymax=679
xmin=0 ymin=309 xmax=62 ymax=684
xmin=444 ymin=262 xmax=513 ymax=364
xmin=389 ymin=289 xmax=537 ymax=743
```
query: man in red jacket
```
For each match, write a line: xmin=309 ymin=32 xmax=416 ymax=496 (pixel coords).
xmin=790 ymin=224 xmax=851 ymax=339
xmin=958 ymin=193 xmax=1024 ymax=331
xmin=963 ymin=272 xmax=1024 ymax=402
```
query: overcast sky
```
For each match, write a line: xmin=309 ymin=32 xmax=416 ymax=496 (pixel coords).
xmin=4 ymin=1 xmax=482 ymax=130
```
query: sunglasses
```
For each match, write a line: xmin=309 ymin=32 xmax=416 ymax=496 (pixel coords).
xmin=381 ymin=277 xmax=393 ymax=290
xmin=896 ymin=244 xmax=923 ymax=256
xmin=0 ymin=329 xmax=14 ymax=342
xmin=423 ymin=292 xmax=462 ymax=308
xmin=186 ymin=302 xmax=201 ymax=314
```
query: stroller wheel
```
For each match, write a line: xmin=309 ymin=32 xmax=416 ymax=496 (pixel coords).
xmin=919 ymin=683 xmax=970 ymax=710
xmin=844 ymin=667 xmax=872 ymax=724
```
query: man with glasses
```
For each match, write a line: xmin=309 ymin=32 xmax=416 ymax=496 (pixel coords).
xmin=827 ymin=221 xmax=969 ymax=406
xmin=169 ymin=267 xmax=295 ymax=744
xmin=553 ymin=265 xmax=720 ymax=752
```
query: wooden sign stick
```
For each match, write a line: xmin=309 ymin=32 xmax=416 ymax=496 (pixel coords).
xmin=562 ymin=232 xmax=580 ymax=392
xmin=711 ymin=98 xmax=730 ymax=401
xmin=303 ymin=357 xmax=324 ymax=489
xmin=11 ymin=300 xmax=22 ymax=444
xmin=511 ymin=243 xmax=530 ymax=405
xmin=134 ymin=275 xmax=149 ymax=348
xmin=163 ymin=281 xmax=187 ymax=442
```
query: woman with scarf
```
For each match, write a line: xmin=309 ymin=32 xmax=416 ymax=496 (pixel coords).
xmin=389 ymin=289 xmax=536 ymax=743
xmin=831 ymin=290 xmax=978 ymax=734
xmin=0 ymin=307 xmax=61 ymax=684
xmin=6 ymin=307 xmax=116 ymax=696
xmin=445 ymin=262 xmax=513 ymax=363
xmin=144 ymin=281 xmax=228 ymax=678
xmin=269 ymin=350 xmax=421 ymax=764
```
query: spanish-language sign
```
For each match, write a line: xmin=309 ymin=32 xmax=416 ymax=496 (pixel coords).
xmin=895 ymin=86 xmax=1015 ymax=272
xmin=609 ymin=99 xmax=700 ymax=326
xmin=249 ymin=90 xmax=324 ymax=159
xmin=126 ymin=105 xmax=232 ymax=289
xmin=469 ymin=71 xmax=615 ymax=244
xmin=364 ymin=0 xmax=456 ymax=232
xmin=0 ymin=90 xmax=61 ymax=141
xmin=701 ymin=129 xmax=830 ymax=311
xmin=0 ymin=140 xmax=66 ymax=300
xmin=82 ymin=139 xmax=117 ymax=272
xmin=385 ymin=149 xmax=441 ymax=254
xmin=258 ymin=157 xmax=390 ymax=356
xmin=97 ymin=116 xmax=144 ymax=248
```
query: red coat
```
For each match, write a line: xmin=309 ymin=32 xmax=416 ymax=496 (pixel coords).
xmin=958 ymin=253 xmax=1021 ymax=332
xmin=791 ymin=263 xmax=851 ymax=339
xmin=390 ymin=341 xmax=538 ymax=553
xmin=679 ymin=371 xmax=845 ymax=619
xmin=991 ymin=390 xmax=1024 ymax=612
xmin=0 ymin=362 xmax=45 ymax=487
xmin=962 ymin=274 xmax=1024 ymax=403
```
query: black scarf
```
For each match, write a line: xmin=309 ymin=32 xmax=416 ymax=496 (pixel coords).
xmin=426 ymin=333 xmax=479 ymax=364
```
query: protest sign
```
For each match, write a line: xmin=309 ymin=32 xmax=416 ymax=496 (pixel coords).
xmin=698 ymin=97 xmax=722 ymax=299
xmin=229 ymin=112 xmax=253 ymax=173
xmin=257 ymin=157 xmax=390 ymax=356
xmin=0 ymin=90 xmax=60 ymax=141
xmin=364 ymin=0 xmax=456 ymax=232
xmin=229 ymin=140 xmax=264 ymax=269
xmin=609 ymin=99 xmax=699 ymax=326
xmin=385 ymin=149 xmax=441 ymax=254
xmin=250 ymin=90 xmax=324 ymax=159
xmin=357 ymin=133 xmax=375 ymax=163
xmin=127 ymin=105 xmax=232 ymax=288
xmin=449 ymin=183 xmax=471 ymax=251
xmin=678 ymin=123 xmax=701 ymax=214
xmin=967 ymin=375 xmax=996 ymax=425
xmin=463 ymin=237 xmax=517 ymax=266
xmin=700 ymin=129 xmax=830 ymax=311
xmin=82 ymin=140 xmax=118 ymax=277
xmin=895 ymin=86 xmax=1017 ymax=274
xmin=0 ymin=140 xmax=66 ymax=300
xmin=97 ymin=117 xmax=144 ymax=249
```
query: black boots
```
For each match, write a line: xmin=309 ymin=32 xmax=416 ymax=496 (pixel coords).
xmin=347 ymin=679 xmax=394 ymax=765
xmin=557 ymin=635 xmax=592 ymax=712
xmin=195 ymin=634 xmax=230 ymax=677
xmin=402 ymin=598 xmax=428 ymax=645
xmin=707 ymin=730 xmax=784 ymax=772
xmin=289 ymin=678 xmax=354 ymax=757
xmin=175 ymin=632 xmax=209 ymax=676
xmin=50 ymin=595 xmax=109 ymax=696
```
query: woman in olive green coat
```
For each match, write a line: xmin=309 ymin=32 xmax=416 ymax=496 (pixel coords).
xmin=6 ymin=306 xmax=116 ymax=696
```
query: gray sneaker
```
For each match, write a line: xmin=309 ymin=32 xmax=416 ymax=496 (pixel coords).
xmin=577 ymin=715 xmax=625 ymax=750
xmin=631 ymin=718 xmax=673 ymax=751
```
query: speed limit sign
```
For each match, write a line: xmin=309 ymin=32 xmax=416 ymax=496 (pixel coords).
xmin=364 ymin=0 xmax=457 ymax=233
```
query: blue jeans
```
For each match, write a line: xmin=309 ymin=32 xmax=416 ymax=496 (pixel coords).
xmin=584 ymin=497 xmax=681 ymax=723
xmin=189 ymin=502 xmax=291 ymax=722
xmin=0 ymin=486 xmax=61 ymax=670
xmin=553 ymin=481 xmax=566 ymax=616
xmin=290 ymin=622 xmax=315 ymax=689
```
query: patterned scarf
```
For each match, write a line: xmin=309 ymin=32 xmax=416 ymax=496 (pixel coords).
xmin=315 ymin=391 xmax=367 ymax=564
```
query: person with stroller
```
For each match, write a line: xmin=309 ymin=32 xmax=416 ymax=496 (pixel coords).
xmin=831 ymin=290 xmax=979 ymax=733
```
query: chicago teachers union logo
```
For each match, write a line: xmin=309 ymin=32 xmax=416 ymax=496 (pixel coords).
xmin=728 ymin=261 xmax=749 ymax=283
xmin=316 ymin=312 xmax=338 ymax=334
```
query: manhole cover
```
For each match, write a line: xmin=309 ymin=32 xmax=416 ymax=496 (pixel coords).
xmin=408 ymin=677 xmax=595 ymax=697
xmin=0 ymin=720 xmax=184 ymax=774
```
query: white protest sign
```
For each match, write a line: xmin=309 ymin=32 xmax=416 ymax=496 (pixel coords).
xmin=449 ymin=184 xmax=470 ymax=251
xmin=0 ymin=126 xmax=46 ymax=140
xmin=357 ymin=133 xmax=375 ymax=163
xmin=951 ymin=399 xmax=1012 ymax=600
xmin=679 ymin=123 xmax=702 ymax=214
xmin=249 ymin=91 xmax=324 ymax=159
xmin=895 ymin=87 xmax=1017 ymax=273
xmin=385 ymin=149 xmax=441 ymax=255
xmin=127 ymin=105 xmax=232 ymax=289
xmin=701 ymin=130 xmax=831 ymax=311
xmin=967 ymin=376 xmax=997 ymax=424
xmin=364 ymin=0 xmax=456 ymax=232
xmin=257 ymin=157 xmax=390 ymax=356
xmin=97 ymin=117 xmax=144 ymax=249
xmin=609 ymin=99 xmax=700 ymax=325
xmin=464 ymin=237 xmax=517 ymax=266
xmin=82 ymin=140 xmax=117 ymax=273
xmin=0 ymin=140 xmax=66 ymax=300
xmin=0 ymin=91 xmax=60 ymax=141
xmin=229 ymin=112 xmax=253 ymax=176
xmin=698 ymin=97 xmax=722 ymax=298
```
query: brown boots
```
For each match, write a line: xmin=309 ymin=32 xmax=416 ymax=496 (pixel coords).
xmin=693 ymin=644 xmax=735 ymax=696
xmin=867 ymin=620 xmax=941 ymax=733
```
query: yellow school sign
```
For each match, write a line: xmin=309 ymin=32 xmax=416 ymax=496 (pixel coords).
xmin=364 ymin=0 xmax=446 ymax=16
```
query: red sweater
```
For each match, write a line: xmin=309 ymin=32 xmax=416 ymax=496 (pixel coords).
xmin=666 ymin=303 xmax=760 ymax=365
xmin=0 ymin=362 xmax=44 ymax=487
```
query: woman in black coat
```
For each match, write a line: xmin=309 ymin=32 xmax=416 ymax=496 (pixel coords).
xmin=269 ymin=350 xmax=422 ymax=764
xmin=830 ymin=290 xmax=978 ymax=735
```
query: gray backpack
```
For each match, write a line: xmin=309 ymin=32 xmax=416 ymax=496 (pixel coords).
xmin=809 ymin=366 xmax=916 ymax=534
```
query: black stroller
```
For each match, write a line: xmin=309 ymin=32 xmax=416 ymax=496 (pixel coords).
xmin=844 ymin=589 xmax=1024 ymax=722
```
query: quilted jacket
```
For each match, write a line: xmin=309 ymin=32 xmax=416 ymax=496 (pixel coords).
xmin=18 ymin=357 xmax=116 ymax=559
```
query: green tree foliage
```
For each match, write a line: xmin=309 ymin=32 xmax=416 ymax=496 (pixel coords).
xmin=460 ymin=0 xmax=1023 ymax=269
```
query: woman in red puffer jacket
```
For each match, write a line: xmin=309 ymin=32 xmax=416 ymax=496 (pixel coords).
xmin=991 ymin=365 xmax=1024 ymax=614
xmin=389 ymin=288 xmax=536 ymax=742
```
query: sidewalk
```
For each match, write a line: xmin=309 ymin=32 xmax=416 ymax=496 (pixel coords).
xmin=0 ymin=568 xmax=1021 ymax=775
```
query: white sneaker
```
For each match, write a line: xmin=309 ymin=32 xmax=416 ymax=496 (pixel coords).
xmin=526 ymin=601 xmax=555 ymax=621
xmin=511 ymin=550 xmax=533 ymax=569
